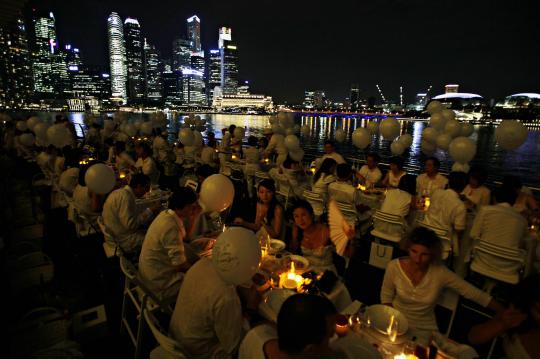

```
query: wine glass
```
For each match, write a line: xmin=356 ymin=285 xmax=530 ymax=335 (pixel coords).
xmin=387 ymin=317 xmax=398 ymax=343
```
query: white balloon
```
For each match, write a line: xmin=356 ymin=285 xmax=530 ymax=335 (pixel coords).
xmin=272 ymin=124 xmax=285 ymax=135
xmin=124 ymin=123 xmax=137 ymax=137
xmin=380 ymin=117 xmax=400 ymax=141
xmin=452 ymin=162 xmax=470 ymax=173
xmin=366 ymin=121 xmax=379 ymax=134
xmin=269 ymin=116 xmax=277 ymax=125
xmin=26 ymin=116 xmax=41 ymax=131
xmin=179 ymin=128 xmax=194 ymax=146
xmin=234 ymin=127 xmax=245 ymax=139
xmin=460 ymin=123 xmax=475 ymax=137
xmin=47 ymin=124 xmax=71 ymax=148
xmin=16 ymin=121 xmax=28 ymax=131
xmin=352 ymin=128 xmax=371 ymax=149
xmin=19 ymin=133 xmax=35 ymax=146
xmin=269 ymin=134 xmax=285 ymax=147
xmin=495 ymin=120 xmax=528 ymax=150
xmin=285 ymin=128 xmax=295 ymax=136
xmin=398 ymin=133 xmax=413 ymax=148
xmin=140 ymin=121 xmax=153 ymax=135
xmin=429 ymin=112 xmax=446 ymax=131
xmin=84 ymin=164 xmax=116 ymax=195
xmin=194 ymin=115 xmax=201 ymax=122
xmin=390 ymin=140 xmax=405 ymax=155
xmin=301 ymin=125 xmax=311 ymax=137
xmin=34 ymin=122 xmax=50 ymax=140
xmin=212 ymin=227 xmax=261 ymax=286
xmin=444 ymin=119 xmax=462 ymax=138
xmin=284 ymin=135 xmax=300 ymax=150
xmin=426 ymin=101 xmax=443 ymax=114
xmin=200 ymin=174 xmax=235 ymax=212
xmin=193 ymin=130 xmax=203 ymax=148
xmin=449 ymin=137 xmax=477 ymax=163
xmin=435 ymin=133 xmax=452 ymax=151
xmin=441 ymin=109 xmax=456 ymax=122
xmin=335 ymin=129 xmax=346 ymax=143
xmin=421 ymin=139 xmax=436 ymax=155
xmin=422 ymin=127 xmax=439 ymax=143
xmin=289 ymin=148 xmax=304 ymax=162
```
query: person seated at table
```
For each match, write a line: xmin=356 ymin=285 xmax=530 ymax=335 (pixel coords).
xmin=502 ymin=175 xmax=539 ymax=217
xmin=152 ymin=130 xmax=170 ymax=164
xmin=468 ymin=274 xmax=540 ymax=359
xmin=356 ymin=152 xmax=382 ymax=188
xmin=195 ymin=164 xmax=216 ymax=191
xmin=290 ymin=200 xmax=336 ymax=273
xmin=382 ymin=156 xmax=406 ymax=188
xmin=169 ymin=228 xmax=262 ymax=359
xmin=234 ymin=179 xmax=284 ymax=239
xmin=139 ymin=187 xmax=201 ymax=301
xmin=269 ymin=156 xmax=308 ymax=197
xmin=111 ymin=141 xmax=135 ymax=172
xmin=381 ymin=227 xmax=504 ymax=341
xmin=321 ymin=139 xmax=346 ymax=165
xmin=258 ymin=136 xmax=269 ymax=155
xmin=134 ymin=141 xmax=160 ymax=185
xmin=416 ymin=157 xmax=448 ymax=197
xmin=244 ymin=136 xmax=261 ymax=198
xmin=239 ymin=294 xmax=343 ymax=359
xmin=462 ymin=167 xmax=490 ymax=209
xmin=199 ymin=138 xmax=219 ymax=169
xmin=312 ymin=158 xmax=337 ymax=198
xmin=102 ymin=173 xmax=161 ymax=254
xmin=380 ymin=174 xmax=417 ymax=218
xmin=72 ymin=161 xmax=104 ymax=220
xmin=58 ymin=147 xmax=81 ymax=197
xmin=328 ymin=163 xmax=357 ymax=204
xmin=423 ymin=171 xmax=467 ymax=253
xmin=469 ymin=187 xmax=527 ymax=249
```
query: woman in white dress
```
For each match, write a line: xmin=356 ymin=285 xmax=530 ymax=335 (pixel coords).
xmin=462 ymin=167 xmax=491 ymax=209
xmin=469 ymin=274 xmax=540 ymax=359
xmin=312 ymin=158 xmax=337 ymax=199
xmin=382 ymin=156 xmax=406 ymax=188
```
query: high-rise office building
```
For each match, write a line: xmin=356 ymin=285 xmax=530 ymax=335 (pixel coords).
xmin=221 ymin=43 xmax=238 ymax=95
xmin=207 ymin=49 xmax=221 ymax=105
xmin=350 ymin=84 xmax=360 ymax=110
xmin=162 ymin=70 xmax=182 ymax=106
xmin=144 ymin=39 xmax=163 ymax=102
xmin=182 ymin=68 xmax=205 ymax=105
xmin=71 ymin=65 xmax=111 ymax=99
xmin=186 ymin=15 xmax=201 ymax=53
xmin=303 ymin=91 xmax=315 ymax=108
xmin=124 ymin=17 xmax=145 ymax=103
xmin=172 ymin=38 xmax=191 ymax=71
xmin=107 ymin=12 xmax=127 ymax=104
xmin=218 ymin=27 xmax=231 ymax=49
xmin=32 ymin=11 xmax=57 ymax=95
xmin=0 ymin=17 xmax=34 ymax=108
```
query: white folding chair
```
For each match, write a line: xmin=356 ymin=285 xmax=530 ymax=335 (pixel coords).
xmin=470 ymin=240 xmax=526 ymax=292
xmin=184 ymin=179 xmax=198 ymax=192
xmin=371 ymin=210 xmax=407 ymax=244
xmin=275 ymin=174 xmax=294 ymax=208
xmin=416 ymin=220 xmax=453 ymax=260
xmin=436 ymin=289 xmax=459 ymax=337
xmin=144 ymin=306 xmax=188 ymax=359
xmin=302 ymin=189 xmax=326 ymax=218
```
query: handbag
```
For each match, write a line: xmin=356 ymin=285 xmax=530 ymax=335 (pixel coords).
xmin=369 ymin=241 xmax=394 ymax=269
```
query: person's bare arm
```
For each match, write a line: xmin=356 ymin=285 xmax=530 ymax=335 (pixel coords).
xmin=468 ymin=307 xmax=526 ymax=345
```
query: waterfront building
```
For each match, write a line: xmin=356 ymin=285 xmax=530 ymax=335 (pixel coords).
xmin=212 ymin=93 xmax=273 ymax=111
xmin=172 ymin=38 xmax=191 ymax=71
xmin=313 ymin=90 xmax=327 ymax=109
xmin=107 ymin=12 xmax=128 ymax=104
xmin=445 ymin=84 xmax=459 ymax=94
xmin=303 ymin=91 xmax=315 ymax=109
xmin=0 ymin=17 xmax=33 ymax=108
xmin=124 ymin=17 xmax=145 ymax=103
xmin=144 ymin=39 xmax=163 ymax=103
xmin=237 ymin=81 xmax=250 ymax=95
xmin=220 ymin=42 xmax=238 ymax=95
xmin=182 ymin=68 xmax=205 ymax=105
xmin=162 ymin=70 xmax=182 ymax=106
xmin=350 ymin=84 xmax=360 ymax=110
xmin=31 ymin=11 xmax=57 ymax=96
xmin=431 ymin=92 xmax=484 ymax=108
xmin=207 ymin=49 xmax=221 ymax=105
xmin=496 ymin=93 xmax=540 ymax=109
xmin=186 ymin=15 xmax=201 ymax=53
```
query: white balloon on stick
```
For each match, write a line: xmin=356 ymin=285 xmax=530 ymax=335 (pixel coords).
xmin=435 ymin=133 xmax=452 ymax=151
xmin=335 ymin=129 xmax=346 ymax=143
xmin=452 ymin=162 xmax=470 ymax=173
xmin=301 ymin=125 xmax=311 ymax=137
xmin=444 ymin=120 xmax=462 ymax=138
xmin=449 ymin=136 xmax=477 ymax=163
xmin=289 ymin=148 xmax=304 ymax=162
xmin=429 ymin=112 xmax=446 ymax=131
xmin=380 ymin=117 xmax=400 ymax=141
xmin=495 ymin=120 xmax=528 ymax=150
xmin=398 ymin=133 xmax=413 ymax=148
xmin=366 ymin=121 xmax=379 ymax=134
xmin=352 ymin=128 xmax=371 ymax=149
xmin=84 ymin=164 xmax=116 ymax=195
xmin=19 ymin=133 xmax=35 ymax=146
xmin=422 ymin=127 xmax=439 ymax=143
xmin=390 ymin=140 xmax=405 ymax=155
xmin=199 ymin=174 xmax=235 ymax=212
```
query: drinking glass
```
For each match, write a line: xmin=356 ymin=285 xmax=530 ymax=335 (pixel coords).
xmin=387 ymin=318 xmax=398 ymax=343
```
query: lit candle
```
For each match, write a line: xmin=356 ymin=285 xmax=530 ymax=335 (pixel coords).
xmin=265 ymin=158 xmax=270 ymax=164
xmin=232 ymin=154 xmax=237 ymax=160
xmin=119 ymin=171 xmax=126 ymax=179
xmin=393 ymin=354 xmax=418 ymax=359
xmin=335 ymin=314 xmax=349 ymax=336
xmin=424 ymin=197 xmax=431 ymax=210
xmin=357 ymin=184 xmax=366 ymax=191
xmin=310 ymin=168 xmax=316 ymax=174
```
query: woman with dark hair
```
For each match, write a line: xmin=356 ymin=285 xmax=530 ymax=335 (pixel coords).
xmin=290 ymin=200 xmax=335 ymax=273
xmin=381 ymin=227 xmax=504 ymax=341
xmin=382 ymin=156 xmax=406 ymax=188
xmin=135 ymin=141 xmax=160 ymax=185
xmin=233 ymin=179 xmax=283 ymax=238
xmin=380 ymin=174 xmax=417 ymax=218
xmin=462 ymin=167 xmax=490 ymax=208
xmin=312 ymin=158 xmax=337 ymax=198
xmin=468 ymin=274 xmax=540 ymax=359
xmin=502 ymin=175 xmax=539 ymax=216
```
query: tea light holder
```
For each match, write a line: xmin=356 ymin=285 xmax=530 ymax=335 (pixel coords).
xmin=335 ymin=314 xmax=349 ymax=336
xmin=357 ymin=184 xmax=367 ymax=191
xmin=424 ymin=197 xmax=431 ymax=210
xmin=279 ymin=261 xmax=304 ymax=291
xmin=393 ymin=354 xmax=418 ymax=359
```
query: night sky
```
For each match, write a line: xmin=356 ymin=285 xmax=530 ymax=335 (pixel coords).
xmin=29 ymin=0 xmax=539 ymax=104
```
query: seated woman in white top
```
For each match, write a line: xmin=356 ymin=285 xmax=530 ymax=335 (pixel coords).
xmin=382 ymin=156 xmax=406 ymax=188
xmin=356 ymin=152 xmax=383 ymax=188
xmin=312 ymin=158 xmax=337 ymax=198
xmin=381 ymin=227 xmax=504 ymax=341
xmin=239 ymin=294 xmax=343 ymax=359
xmin=468 ymin=274 xmax=540 ymax=359
xmin=380 ymin=174 xmax=417 ymax=218
xmin=134 ymin=141 xmax=160 ymax=185
xmin=503 ymin=175 xmax=539 ymax=217
xmin=462 ymin=167 xmax=491 ymax=209
xmin=234 ymin=179 xmax=284 ymax=239
xmin=290 ymin=200 xmax=336 ymax=273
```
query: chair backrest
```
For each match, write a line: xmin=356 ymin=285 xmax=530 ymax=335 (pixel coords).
xmin=436 ymin=289 xmax=459 ymax=337
xmin=119 ymin=255 xmax=138 ymax=281
xmin=184 ymin=179 xmax=198 ymax=192
xmin=143 ymin=308 xmax=187 ymax=358
xmin=328 ymin=186 xmax=357 ymax=206
xmin=471 ymin=240 xmax=525 ymax=283
xmin=302 ymin=189 xmax=325 ymax=216
xmin=373 ymin=210 xmax=403 ymax=224
xmin=275 ymin=174 xmax=292 ymax=196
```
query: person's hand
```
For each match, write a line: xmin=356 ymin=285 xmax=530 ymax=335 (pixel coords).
xmin=233 ymin=217 xmax=244 ymax=225
xmin=496 ymin=307 xmax=527 ymax=330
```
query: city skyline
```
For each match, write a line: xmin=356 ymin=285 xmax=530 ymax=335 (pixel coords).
xmin=14 ymin=0 xmax=540 ymax=104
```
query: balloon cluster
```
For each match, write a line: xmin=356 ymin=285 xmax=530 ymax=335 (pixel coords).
xmin=423 ymin=100 xmax=477 ymax=172
xmin=268 ymin=112 xmax=304 ymax=161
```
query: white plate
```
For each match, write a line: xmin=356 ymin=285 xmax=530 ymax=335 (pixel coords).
xmin=366 ymin=304 xmax=408 ymax=336
xmin=283 ymin=255 xmax=310 ymax=273
xmin=332 ymin=334 xmax=382 ymax=359
xmin=268 ymin=239 xmax=286 ymax=254
xmin=264 ymin=288 xmax=296 ymax=315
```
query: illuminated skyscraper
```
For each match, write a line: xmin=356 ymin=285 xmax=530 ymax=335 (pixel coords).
xmin=172 ymin=38 xmax=192 ymax=71
xmin=162 ymin=70 xmax=182 ymax=106
xmin=221 ymin=43 xmax=238 ymax=95
xmin=144 ymin=39 xmax=163 ymax=102
xmin=218 ymin=27 xmax=231 ymax=49
xmin=182 ymin=68 xmax=205 ymax=105
xmin=207 ymin=49 xmax=221 ymax=104
xmin=186 ymin=15 xmax=201 ymax=52
xmin=350 ymin=84 xmax=360 ymax=110
xmin=124 ymin=17 xmax=145 ymax=102
xmin=32 ymin=11 xmax=57 ymax=95
xmin=107 ymin=12 xmax=127 ymax=104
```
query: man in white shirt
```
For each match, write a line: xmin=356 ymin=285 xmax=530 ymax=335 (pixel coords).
xmin=416 ymin=157 xmax=448 ymax=196
xmin=321 ymin=140 xmax=346 ymax=165
xmin=139 ymin=187 xmax=202 ymax=301
xmin=329 ymin=163 xmax=357 ymax=204
xmin=356 ymin=153 xmax=382 ymax=188
xmin=169 ymin=227 xmax=261 ymax=358
xmin=102 ymin=174 xmax=160 ymax=253
xmin=470 ymin=188 xmax=527 ymax=249
xmin=424 ymin=172 xmax=467 ymax=254
xmin=199 ymin=138 xmax=219 ymax=169
xmin=135 ymin=142 xmax=160 ymax=185
xmin=152 ymin=132 xmax=171 ymax=164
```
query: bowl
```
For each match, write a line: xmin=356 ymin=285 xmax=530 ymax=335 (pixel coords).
xmin=283 ymin=255 xmax=310 ymax=273
xmin=268 ymin=239 xmax=286 ymax=254
xmin=365 ymin=304 xmax=408 ymax=336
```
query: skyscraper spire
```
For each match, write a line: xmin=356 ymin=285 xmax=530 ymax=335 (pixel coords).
xmin=186 ymin=15 xmax=201 ymax=53
xmin=107 ymin=12 xmax=127 ymax=104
